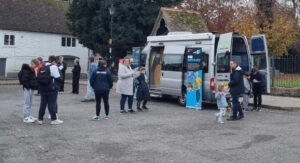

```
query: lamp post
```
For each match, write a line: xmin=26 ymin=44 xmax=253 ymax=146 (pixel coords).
xmin=109 ymin=4 xmax=115 ymax=69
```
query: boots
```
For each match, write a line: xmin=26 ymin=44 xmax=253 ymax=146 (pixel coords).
xmin=137 ymin=101 xmax=143 ymax=112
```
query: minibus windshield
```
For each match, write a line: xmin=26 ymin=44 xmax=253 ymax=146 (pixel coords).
xmin=217 ymin=53 xmax=230 ymax=73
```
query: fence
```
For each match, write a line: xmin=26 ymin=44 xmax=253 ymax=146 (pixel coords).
xmin=271 ymin=55 xmax=300 ymax=88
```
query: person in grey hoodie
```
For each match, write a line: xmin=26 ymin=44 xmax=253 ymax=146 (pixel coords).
xmin=243 ymin=72 xmax=252 ymax=112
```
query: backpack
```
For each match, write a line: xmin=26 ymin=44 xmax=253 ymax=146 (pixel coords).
xmin=37 ymin=64 xmax=52 ymax=85
xmin=18 ymin=70 xmax=24 ymax=85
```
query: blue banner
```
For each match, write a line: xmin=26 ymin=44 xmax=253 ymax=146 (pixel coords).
xmin=132 ymin=47 xmax=141 ymax=69
xmin=186 ymin=48 xmax=203 ymax=109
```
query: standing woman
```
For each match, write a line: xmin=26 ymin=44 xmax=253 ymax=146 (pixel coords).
xmin=90 ymin=60 xmax=113 ymax=120
xmin=116 ymin=57 xmax=136 ymax=113
xmin=58 ymin=56 xmax=67 ymax=93
xmin=136 ymin=67 xmax=150 ymax=111
xmin=251 ymin=67 xmax=264 ymax=111
xmin=72 ymin=58 xmax=81 ymax=94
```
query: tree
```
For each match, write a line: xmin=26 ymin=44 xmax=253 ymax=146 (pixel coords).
xmin=66 ymin=0 xmax=181 ymax=58
xmin=230 ymin=4 xmax=298 ymax=56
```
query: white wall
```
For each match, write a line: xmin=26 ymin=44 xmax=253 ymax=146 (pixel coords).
xmin=0 ymin=29 xmax=89 ymax=77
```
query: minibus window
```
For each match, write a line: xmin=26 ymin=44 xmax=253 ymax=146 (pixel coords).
xmin=217 ymin=53 xmax=230 ymax=73
xmin=253 ymin=54 xmax=266 ymax=69
xmin=140 ymin=53 xmax=147 ymax=67
xmin=162 ymin=54 xmax=183 ymax=71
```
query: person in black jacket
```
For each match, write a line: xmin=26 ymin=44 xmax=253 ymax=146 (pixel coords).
xmin=227 ymin=59 xmax=244 ymax=121
xmin=136 ymin=67 xmax=151 ymax=111
xmin=58 ymin=56 xmax=67 ymax=93
xmin=72 ymin=58 xmax=81 ymax=94
xmin=19 ymin=59 xmax=39 ymax=123
xmin=90 ymin=60 xmax=113 ymax=120
xmin=251 ymin=67 xmax=264 ymax=111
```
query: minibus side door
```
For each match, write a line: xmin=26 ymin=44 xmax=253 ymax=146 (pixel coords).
xmin=160 ymin=45 xmax=186 ymax=96
xmin=250 ymin=34 xmax=271 ymax=94
xmin=215 ymin=32 xmax=233 ymax=93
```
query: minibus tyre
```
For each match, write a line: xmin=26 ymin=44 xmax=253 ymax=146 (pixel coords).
xmin=178 ymin=93 xmax=186 ymax=106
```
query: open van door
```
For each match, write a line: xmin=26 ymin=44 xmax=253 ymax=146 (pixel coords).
xmin=215 ymin=32 xmax=233 ymax=92
xmin=250 ymin=34 xmax=270 ymax=94
xmin=160 ymin=45 xmax=186 ymax=96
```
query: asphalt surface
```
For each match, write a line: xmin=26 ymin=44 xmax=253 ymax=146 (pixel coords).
xmin=0 ymin=85 xmax=300 ymax=163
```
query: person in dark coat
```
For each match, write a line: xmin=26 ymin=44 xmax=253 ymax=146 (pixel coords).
xmin=227 ymin=59 xmax=244 ymax=121
xmin=72 ymin=58 xmax=81 ymax=94
xmin=251 ymin=67 xmax=264 ymax=111
xmin=136 ymin=67 xmax=151 ymax=111
xmin=19 ymin=59 xmax=39 ymax=123
xmin=58 ymin=56 xmax=67 ymax=93
xmin=90 ymin=60 xmax=113 ymax=120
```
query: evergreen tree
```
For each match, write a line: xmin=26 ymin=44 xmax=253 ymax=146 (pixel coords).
xmin=66 ymin=0 xmax=181 ymax=58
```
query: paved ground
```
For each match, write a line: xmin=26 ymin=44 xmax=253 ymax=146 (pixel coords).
xmin=1 ymin=85 xmax=300 ymax=163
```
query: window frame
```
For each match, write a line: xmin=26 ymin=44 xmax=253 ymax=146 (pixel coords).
xmin=4 ymin=34 xmax=15 ymax=46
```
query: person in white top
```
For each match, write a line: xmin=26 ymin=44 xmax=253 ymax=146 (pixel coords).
xmin=37 ymin=55 xmax=63 ymax=125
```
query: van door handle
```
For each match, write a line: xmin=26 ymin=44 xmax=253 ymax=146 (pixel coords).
xmin=162 ymin=72 xmax=164 ymax=76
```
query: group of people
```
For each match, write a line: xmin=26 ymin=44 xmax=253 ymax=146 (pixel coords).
xmin=215 ymin=59 xmax=265 ymax=123
xmin=19 ymin=55 xmax=151 ymax=124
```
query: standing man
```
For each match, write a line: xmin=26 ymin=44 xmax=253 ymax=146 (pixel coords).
xmin=37 ymin=56 xmax=63 ymax=125
xmin=251 ymin=67 xmax=264 ymax=111
xmin=72 ymin=58 xmax=81 ymax=94
xmin=82 ymin=57 xmax=97 ymax=102
xmin=58 ymin=56 xmax=67 ymax=93
xmin=227 ymin=59 xmax=244 ymax=121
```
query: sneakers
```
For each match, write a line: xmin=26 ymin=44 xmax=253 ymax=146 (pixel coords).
xmin=137 ymin=107 xmax=143 ymax=112
xmin=23 ymin=117 xmax=35 ymax=123
xmin=93 ymin=115 xmax=100 ymax=121
xmin=37 ymin=120 xmax=43 ymax=125
xmin=244 ymin=108 xmax=250 ymax=112
xmin=217 ymin=120 xmax=225 ymax=124
xmin=237 ymin=115 xmax=244 ymax=120
xmin=104 ymin=115 xmax=110 ymax=120
xmin=227 ymin=116 xmax=238 ymax=121
xmin=142 ymin=106 xmax=149 ymax=110
xmin=120 ymin=110 xmax=127 ymax=113
xmin=50 ymin=119 xmax=63 ymax=125
xmin=128 ymin=109 xmax=135 ymax=113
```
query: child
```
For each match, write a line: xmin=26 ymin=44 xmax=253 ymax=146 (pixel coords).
xmin=215 ymin=83 xmax=228 ymax=124
xmin=136 ymin=67 xmax=151 ymax=111
xmin=243 ymin=72 xmax=252 ymax=112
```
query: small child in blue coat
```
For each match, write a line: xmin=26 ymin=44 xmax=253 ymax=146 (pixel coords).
xmin=215 ymin=83 xmax=228 ymax=124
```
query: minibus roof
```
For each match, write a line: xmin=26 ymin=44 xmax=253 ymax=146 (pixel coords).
xmin=147 ymin=32 xmax=215 ymax=42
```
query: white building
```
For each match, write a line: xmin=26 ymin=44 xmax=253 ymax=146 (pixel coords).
xmin=0 ymin=0 xmax=89 ymax=78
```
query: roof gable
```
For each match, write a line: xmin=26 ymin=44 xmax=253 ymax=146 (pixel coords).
xmin=0 ymin=0 xmax=71 ymax=35
xmin=151 ymin=7 xmax=208 ymax=36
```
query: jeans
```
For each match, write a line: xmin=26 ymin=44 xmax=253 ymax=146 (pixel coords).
xmin=39 ymin=93 xmax=57 ymax=120
xmin=85 ymin=81 xmax=95 ymax=100
xmin=196 ymin=89 xmax=200 ymax=103
xmin=253 ymin=93 xmax=262 ymax=108
xmin=231 ymin=95 xmax=243 ymax=119
xmin=95 ymin=92 xmax=110 ymax=116
xmin=120 ymin=94 xmax=133 ymax=111
xmin=23 ymin=88 xmax=34 ymax=118
xmin=243 ymin=94 xmax=250 ymax=109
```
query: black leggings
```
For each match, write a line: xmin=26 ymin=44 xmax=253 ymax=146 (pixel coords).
xmin=95 ymin=92 xmax=109 ymax=116
xmin=137 ymin=100 xmax=147 ymax=108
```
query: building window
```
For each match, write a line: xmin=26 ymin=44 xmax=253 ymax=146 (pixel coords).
xmin=72 ymin=38 xmax=76 ymax=47
xmin=4 ymin=35 xmax=15 ymax=45
xmin=61 ymin=37 xmax=66 ymax=46
xmin=67 ymin=37 xmax=71 ymax=47
xmin=61 ymin=37 xmax=76 ymax=47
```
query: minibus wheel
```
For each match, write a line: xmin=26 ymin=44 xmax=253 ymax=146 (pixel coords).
xmin=178 ymin=93 xmax=186 ymax=106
